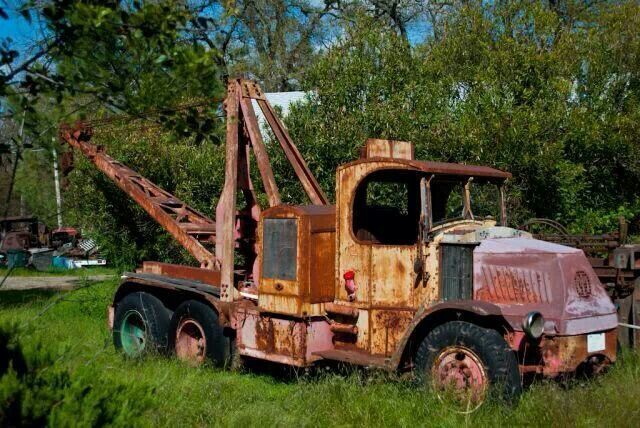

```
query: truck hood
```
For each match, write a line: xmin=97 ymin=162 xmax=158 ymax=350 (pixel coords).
xmin=472 ymin=237 xmax=617 ymax=335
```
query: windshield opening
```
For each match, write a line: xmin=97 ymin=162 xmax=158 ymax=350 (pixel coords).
xmin=429 ymin=177 xmax=503 ymax=227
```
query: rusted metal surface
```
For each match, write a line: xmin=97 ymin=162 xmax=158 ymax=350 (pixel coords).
xmin=175 ymin=318 xmax=207 ymax=365
xmin=257 ymin=204 xmax=335 ymax=317
xmin=360 ymin=138 xmax=415 ymax=160
xmin=216 ymin=80 xmax=241 ymax=301
xmin=325 ymin=302 xmax=359 ymax=318
xmin=432 ymin=346 xmax=487 ymax=404
xmin=334 ymin=158 xmax=511 ymax=358
xmin=473 ymin=238 xmax=618 ymax=335
xmin=140 ymin=261 xmax=220 ymax=286
xmin=329 ymin=322 xmax=358 ymax=335
xmin=233 ymin=305 xmax=332 ymax=366
xmin=312 ymin=349 xmax=387 ymax=367
xmin=538 ymin=329 xmax=617 ymax=376
xmin=370 ymin=309 xmax=414 ymax=356
xmin=339 ymin=157 xmax=512 ymax=182
xmin=59 ymin=125 xmax=219 ymax=269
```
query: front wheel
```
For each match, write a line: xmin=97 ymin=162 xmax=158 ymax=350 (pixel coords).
xmin=414 ymin=321 xmax=521 ymax=406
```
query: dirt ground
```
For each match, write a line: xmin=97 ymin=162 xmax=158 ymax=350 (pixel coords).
xmin=0 ymin=275 xmax=114 ymax=291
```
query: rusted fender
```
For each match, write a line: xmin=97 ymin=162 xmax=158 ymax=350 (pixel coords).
xmin=386 ymin=300 xmax=508 ymax=371
xmin=113 ymin=273 xmax=231 ymax=326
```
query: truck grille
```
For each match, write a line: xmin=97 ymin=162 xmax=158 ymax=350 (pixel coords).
xmin=262 ymin=218 xmax=298 ymax=280
xmin=574 ymin=271 xmax=592 ymax=298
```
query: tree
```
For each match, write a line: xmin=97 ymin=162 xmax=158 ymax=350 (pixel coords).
xmin=286 ymin=2 xmax=640 ymax=233
xmin=1 ymin=1 xmax=224 ymax=144
xmin=184 ymin=0 xmax=337 ymax=91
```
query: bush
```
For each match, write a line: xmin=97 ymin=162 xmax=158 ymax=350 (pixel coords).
xmin=287 ymin=4 xmax=640 ymax=233
xmin=0 ymin=324 xmax=150 ymax=426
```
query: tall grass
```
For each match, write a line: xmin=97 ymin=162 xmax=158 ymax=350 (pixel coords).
xmin=1 ymin=279 xmax=639 ymax=427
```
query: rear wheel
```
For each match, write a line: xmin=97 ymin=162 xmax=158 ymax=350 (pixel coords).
xmin=414 ymin=321 xmax=521 ymax=406
xmin=169 ymin=300 xmax=233 ymax=367
xmin=113 ymin=292 xmax=170 ymax=357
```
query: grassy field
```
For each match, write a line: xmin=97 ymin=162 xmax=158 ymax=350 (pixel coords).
xmin=1 ymin=278 xmax=640 ymax=427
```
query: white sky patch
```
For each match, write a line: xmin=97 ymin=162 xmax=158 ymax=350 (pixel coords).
xmin=251 ymin=91 xmax=309 ymax=133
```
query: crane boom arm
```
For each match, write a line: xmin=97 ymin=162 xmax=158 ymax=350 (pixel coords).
xmin=59 ymin=79 xmax=328 ymax=298
xmin=59 ymin=125 xmax=218 ymax=269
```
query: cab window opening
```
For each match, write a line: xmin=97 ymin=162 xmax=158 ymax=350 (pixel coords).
xmin=352 ymin=170 xmax=421 ymax=245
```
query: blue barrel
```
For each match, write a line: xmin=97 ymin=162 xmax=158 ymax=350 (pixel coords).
xmin=7 ymin=249 xmax=29 ymax=268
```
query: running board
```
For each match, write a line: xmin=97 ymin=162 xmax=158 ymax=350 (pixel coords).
xmin=313 ymin=349 xmax=389 ymax=368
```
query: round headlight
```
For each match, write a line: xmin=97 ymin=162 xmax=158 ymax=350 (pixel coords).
xmin=522 ymin=311 xmax=544 ymax=340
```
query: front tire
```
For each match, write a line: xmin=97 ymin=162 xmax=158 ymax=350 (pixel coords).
xmin=169 ymin=300 xmax=233 ymax=367
xmin=113 ymin=291 xmax=170 ymax=357
xmin=414 ymin=321 xmax=521 ymax=404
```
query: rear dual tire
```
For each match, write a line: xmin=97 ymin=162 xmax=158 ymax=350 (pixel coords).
xmin=113 ymin=293 xmax=232 ymax=366
xmin=168 ymin=299 xmax=234 ymax=367
xmin=113 ymin=292 xmax=170 ymax=357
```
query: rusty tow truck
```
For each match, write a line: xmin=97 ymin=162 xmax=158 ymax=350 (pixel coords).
xmin=59 ymin=79 xmax=617 ymax=402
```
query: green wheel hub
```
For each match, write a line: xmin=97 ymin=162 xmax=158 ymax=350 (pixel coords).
xmin=120 ymin=310 xmax=147 ymax=356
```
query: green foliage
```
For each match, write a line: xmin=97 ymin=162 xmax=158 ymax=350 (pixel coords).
xmin=0 ymin=322 xmax=149 ymax=426
xmin=3 ymin=0 xmax=224 ymax=145
xmin=287 ymin=2 xmax=640 ymax=233
xmin=12 ymin=150 xmax=58 ymax=226
xmin=46 ymin=0 xmax=222 ymax=134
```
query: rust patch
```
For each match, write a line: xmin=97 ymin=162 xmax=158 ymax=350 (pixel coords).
xmin=371 ymin=310 xmax=413 ymax=357
xmin=539 ymin=330 xmax=617 ymax=376
xmin=255 ymin=316 xmax=275 ymax=353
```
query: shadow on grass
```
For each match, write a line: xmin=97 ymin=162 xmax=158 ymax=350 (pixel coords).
xmin=238 ymin=355 xmax=399 ymax=385
xmin=0 ymin=289 xmax=62 ymax=309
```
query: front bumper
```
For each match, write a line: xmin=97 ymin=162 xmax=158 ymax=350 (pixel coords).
xmin=535 ymin=329 xmax=617 ymax=376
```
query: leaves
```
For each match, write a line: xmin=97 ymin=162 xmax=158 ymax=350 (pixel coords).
xmin=287 ymin=3 xmax=640 ymax=233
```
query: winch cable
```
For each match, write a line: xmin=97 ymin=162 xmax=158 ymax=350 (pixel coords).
xmin=0 ymin=265 xmax=16 ymax=289
xmin=618 ymin=322 xmax=640 ymax=330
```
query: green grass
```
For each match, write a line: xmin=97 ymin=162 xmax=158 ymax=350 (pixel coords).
xmin=1 ymin=279 xmax=640 ymax=427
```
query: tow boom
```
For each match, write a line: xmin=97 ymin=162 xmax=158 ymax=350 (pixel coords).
xmin=58 ymin=125 xmax=218 ymax=269
xmin=59 ymin=78 xmax=328 ymax=295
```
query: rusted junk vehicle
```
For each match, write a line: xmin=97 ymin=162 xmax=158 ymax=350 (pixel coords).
xmin=60 ymin=79 xmax=617 ymax=403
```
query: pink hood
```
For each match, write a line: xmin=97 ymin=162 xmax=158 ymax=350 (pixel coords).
xmin=473 ymin=237 xmax=617 ymax=335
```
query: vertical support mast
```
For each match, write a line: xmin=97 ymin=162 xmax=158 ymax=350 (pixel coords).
xmin=216 ymin=82 xmax=241 ymax=302
xmin=239 ymin=79 xmax=329 ymax=205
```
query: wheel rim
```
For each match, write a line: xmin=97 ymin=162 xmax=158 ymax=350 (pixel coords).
xmin=120 ymin=310 xmax=147 ymax=356
xmin=175 ymin=318 xmax=206 ymax=364
xmin=431 ymin=346 xmax=488 ymax=405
